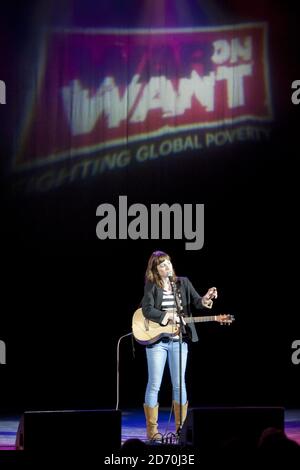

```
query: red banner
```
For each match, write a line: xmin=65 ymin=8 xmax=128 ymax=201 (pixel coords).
xmin=16 ymin=23 xmax=271 ymax=170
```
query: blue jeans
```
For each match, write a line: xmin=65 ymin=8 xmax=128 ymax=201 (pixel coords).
xmin=145 ymin=339 xmax=188 ymax=407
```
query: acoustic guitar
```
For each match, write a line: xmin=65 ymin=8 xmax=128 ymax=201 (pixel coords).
xmin=132 ymin=308 xmax=235 ymax=345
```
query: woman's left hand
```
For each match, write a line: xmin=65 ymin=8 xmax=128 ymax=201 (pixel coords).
xmin=202 ymin=287 xmax=218 ymax=308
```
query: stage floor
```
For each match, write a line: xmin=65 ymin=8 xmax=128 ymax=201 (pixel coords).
xmin=1 ymin=408 xmax=300 ymax=450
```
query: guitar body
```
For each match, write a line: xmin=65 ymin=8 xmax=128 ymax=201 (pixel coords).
xmin=132 ymin=308 xmax=180 ymax=345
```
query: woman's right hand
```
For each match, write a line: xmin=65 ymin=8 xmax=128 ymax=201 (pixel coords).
xmin=161 ymin=310 xmax=186 ymax=325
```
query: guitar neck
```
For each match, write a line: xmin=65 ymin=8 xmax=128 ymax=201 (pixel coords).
xmin=185 ymin=315 xmax=218 ymax=324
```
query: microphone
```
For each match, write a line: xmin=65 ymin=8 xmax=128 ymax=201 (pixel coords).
xmin=167 ymin=271 xmax=174 ymax=282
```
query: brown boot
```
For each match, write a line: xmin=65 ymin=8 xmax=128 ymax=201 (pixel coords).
xmin=143 ymin=403 xmax=160 ymax=440
xmin=173 ymin=400 xmax=188 ymax=433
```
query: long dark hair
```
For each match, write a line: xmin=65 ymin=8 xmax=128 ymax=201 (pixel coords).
xmin=145 ymin=251 xmax=177 ymax=288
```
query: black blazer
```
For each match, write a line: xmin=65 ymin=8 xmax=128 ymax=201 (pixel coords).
xmin=141 ymin=277 xmax=206 ymax=343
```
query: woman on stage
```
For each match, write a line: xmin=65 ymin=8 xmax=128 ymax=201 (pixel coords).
xmin=141 ymin=250 xmax=217 ymax=440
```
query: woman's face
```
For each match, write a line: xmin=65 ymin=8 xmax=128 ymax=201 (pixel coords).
xmin=157 ymin=258 xmax=173 ymax=279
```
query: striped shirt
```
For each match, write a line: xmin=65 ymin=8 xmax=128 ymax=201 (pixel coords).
xmin=161 ymin=290 xmax=176 ymax=311
xmin=161 ymin=289 xmax=184 ymax=340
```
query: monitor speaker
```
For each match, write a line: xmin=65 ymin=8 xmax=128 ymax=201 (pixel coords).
xmin=16 ymin=409 xmax=121 ymax=453
xmin=180 ymin=406 xmax=284 ymax=452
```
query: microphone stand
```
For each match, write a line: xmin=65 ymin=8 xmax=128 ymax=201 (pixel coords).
xmin=170 ymin=277 xmax=186 ymax=436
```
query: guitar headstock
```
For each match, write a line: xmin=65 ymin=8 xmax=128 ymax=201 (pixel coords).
xmin=216 ymin=314 xmax=235 ymax=325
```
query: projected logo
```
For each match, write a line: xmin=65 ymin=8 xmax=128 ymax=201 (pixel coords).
xmin=15 ymin=23 xmax=272 ymax=187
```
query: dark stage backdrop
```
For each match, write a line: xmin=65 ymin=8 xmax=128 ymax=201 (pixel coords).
xmin=0 ymin=0 xmax=299 ymax=413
